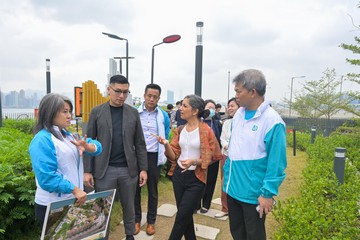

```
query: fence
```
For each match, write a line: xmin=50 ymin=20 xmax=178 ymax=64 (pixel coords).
xmin=2 ymin=111 xmax=36 ymax=120
xmin=283 ymin=117 xmax=355 ymax=136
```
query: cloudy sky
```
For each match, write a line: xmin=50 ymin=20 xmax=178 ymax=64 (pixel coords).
xmin=0 ymin=0 xmax=359 ymax=104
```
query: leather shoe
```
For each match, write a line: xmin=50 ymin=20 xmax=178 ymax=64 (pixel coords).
xmin=134 ymin=222 xmax=140 ymax=235
xmin=146 ymin=224 xmax=155 ymax=235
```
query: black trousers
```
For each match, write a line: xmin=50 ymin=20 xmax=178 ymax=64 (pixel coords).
xmin=135 ymin=152 xmax=160 ymax=224
xmin=199 ymin=161 xmax=219 ymax=210
xmin=169 ymin=165 xmax=205 ymax=240
xmin=227 ymin=195 xmax=266 ymax=240
xmin=34 ymin=203 xmax=47 ymax=227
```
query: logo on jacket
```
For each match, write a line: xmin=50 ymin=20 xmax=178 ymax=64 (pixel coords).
xmin=252 ymin=125 xmax=258 ymax=131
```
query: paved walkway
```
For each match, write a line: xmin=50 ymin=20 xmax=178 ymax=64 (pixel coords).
xmin=120 ymin=198 xmax=226 ymax=240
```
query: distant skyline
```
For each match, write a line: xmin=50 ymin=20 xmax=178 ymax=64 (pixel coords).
xmin=1 ymin=0 xmax=360 ymax=105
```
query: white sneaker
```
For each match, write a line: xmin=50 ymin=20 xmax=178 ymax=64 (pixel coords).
xmin=215 ymin=211 xmax=228 ymax=218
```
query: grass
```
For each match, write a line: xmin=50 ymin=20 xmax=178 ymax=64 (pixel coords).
xmin=109 ymin=147 xmax=308 ymax=239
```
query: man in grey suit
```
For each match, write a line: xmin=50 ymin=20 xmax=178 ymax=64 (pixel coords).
xmin=83 ymin=75 xmax=148 ymax=240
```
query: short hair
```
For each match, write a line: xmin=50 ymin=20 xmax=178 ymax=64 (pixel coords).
xmin=176 ymin=101 xmax=181 ymax=105
xmin=204 ymin=99 xmax=216 ymax=108
xmin=232 ymin=69 xmax=266 ymax=97
xmin=167 ymin=104 xmax=174 ymax=110
xmin=215 ymin=103 xmax=222 ymax=109
xmin=228 ymin=97 xmax=239 ymax=106
xmin=110 ymin=75 xmax=129 ymax=85
xmin=183 ymin=94 xmax=209 ymax=119
xmin=34 ymin=93 xmax=73 ymax=139
xmin=145 ymin=83 xmax=161 ymax=95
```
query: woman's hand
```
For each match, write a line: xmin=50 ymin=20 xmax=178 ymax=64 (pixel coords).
xmin=180 ymin=159 xmax=197 ymax=172
xmin=71 ymin=134 xmax=92 ymax=156
xmin=72 ymin=186 xmax=87 ymax=206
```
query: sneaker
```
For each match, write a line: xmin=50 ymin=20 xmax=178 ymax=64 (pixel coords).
xmin=215 ymin=211 xmax=228 ymax=218
xmin=199 ymin=207 xmax=208 ymax=214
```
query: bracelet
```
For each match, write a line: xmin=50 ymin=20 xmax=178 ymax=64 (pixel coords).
xmin=192 ymin=158 xmax=198 ymax=166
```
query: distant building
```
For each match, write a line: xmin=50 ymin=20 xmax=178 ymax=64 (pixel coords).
xmin=167 ymin=90 xmax=174 ymax=104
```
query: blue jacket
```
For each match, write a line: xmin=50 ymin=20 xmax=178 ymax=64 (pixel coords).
xmin=29 ymin=126 xmax=102 ymax=205
xmin=223 ymin=101 xmax=287 ymax=204
xmin=138 ymin=103 xmax=171 ymax=166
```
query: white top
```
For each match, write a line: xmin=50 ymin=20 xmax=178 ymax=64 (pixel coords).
xmin=220 ymin=119 xmax=232 ymax=156
xmin=177 ymin=127 xmax=200 ymax=171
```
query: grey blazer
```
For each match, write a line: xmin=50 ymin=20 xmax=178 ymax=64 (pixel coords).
xmin=83 ymin=101 xmax=147 ymax=179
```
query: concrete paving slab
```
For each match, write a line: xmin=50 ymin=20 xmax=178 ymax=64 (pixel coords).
xmin=121 ymin=231 xmax=154 ymax=240
xmin=157 ymin=203 xmax=177 ymax=217
xmin=212 ymin=197 xmax=221 ymax=205
xmin=121 ymin=212 xmax=146 ymax=226
xmin=196 ymin=208 xmax=228 ymax=220
xmin=194 ymin=223 xmax=220 ymax=240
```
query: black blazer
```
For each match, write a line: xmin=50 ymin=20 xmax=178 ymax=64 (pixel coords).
xmin=83 ymin=102 xmax=147 ymax=179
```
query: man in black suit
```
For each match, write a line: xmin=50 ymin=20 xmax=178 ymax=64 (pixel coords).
xmin=83 ymin=75 xmax=148 ymax=240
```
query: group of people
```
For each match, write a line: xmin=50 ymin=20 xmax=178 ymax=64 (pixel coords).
xmin=29 ymin=69 xmax=287 ymax=240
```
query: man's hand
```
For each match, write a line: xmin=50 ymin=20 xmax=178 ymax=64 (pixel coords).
xmin=73 ymin=186 xmax=87 ymax=206
xmin=257 ymin=196 xmax=275 ymax=218
xmin=84 ymin=173 xmax=94 ymax=188
xmin=139 ymin=170 xmax=148 ymax=187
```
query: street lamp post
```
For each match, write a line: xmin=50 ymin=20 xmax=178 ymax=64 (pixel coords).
xmin=194 ymin=21 xmax=204 ymax=97
xmin=46 ymin=59 xmax=51 ymax=94
xmin=227 ymin=71 xmax=231 ymax=102
xmin=102 ymin=32 xmax=129 ymax=81
xmin=114 ymin=57 xmax=134 ymax=75
xmin=289 ymin=75 xmax=306 ymax=117
xmin=151 ymin=34 xmax=181 ymax=84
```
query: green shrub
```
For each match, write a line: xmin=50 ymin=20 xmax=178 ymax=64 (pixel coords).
xmin=274 ymin=130 xmax=360 ymax=239
xmin=3 ymin=119 xmax=35 ymax=135
xmin=0 ymin=127 xmax=37 ymax=239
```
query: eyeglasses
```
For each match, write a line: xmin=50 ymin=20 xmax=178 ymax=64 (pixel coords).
xmin=145 ymin=94 xmax=159 ymax=100
xmin=109 ymin=85 xmax=130 ymax=95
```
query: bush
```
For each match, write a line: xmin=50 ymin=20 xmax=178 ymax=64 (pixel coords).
xmin=0 ymin=126 xmax=37 ymax=239
xmin=274 ymin=131 xmax=360 ymax=239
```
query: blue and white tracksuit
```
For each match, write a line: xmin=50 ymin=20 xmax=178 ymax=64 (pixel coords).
xmin=138 ymin=103 xmax=171 ymax=166
xmin=223 ymin=101 xmax=287 ymax=204
xmin=29 ymin=126 xmax=102 ymax=206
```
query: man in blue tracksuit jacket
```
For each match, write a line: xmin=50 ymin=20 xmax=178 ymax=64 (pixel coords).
xmin=135 ymin=83 xmax=170 ymax=235
xmin=223 ymin=69 xmax=287 ymax=240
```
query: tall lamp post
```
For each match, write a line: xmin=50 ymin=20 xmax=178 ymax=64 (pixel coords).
xmin=102 ymin=32 xmax=129 ymax=81
xmin=227 ymin=71 xmax=231 ymax=102
xmin=46 ymin=59 xmax=51 ymax=94
xmin=151 ymin=34 xmax=181 ymax=84
xmin=114 ymin=56 xmax=134 ymax=75
xmin=289 ymin=75 xmax=306 ymax=117
xmin=0 ymin=88 xmax=2 ymax=127
xmin=194 ymin=21 xmax=204 ymax=97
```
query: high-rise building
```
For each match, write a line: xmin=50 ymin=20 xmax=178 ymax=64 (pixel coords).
xmin=167 ymin=90 xmax=174 ymax=104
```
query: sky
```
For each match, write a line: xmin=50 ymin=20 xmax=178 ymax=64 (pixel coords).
xmin=0 ymin=0 xmax=360 ymax=104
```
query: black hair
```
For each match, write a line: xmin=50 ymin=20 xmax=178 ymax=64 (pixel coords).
xmin=167 ymin=104 xmax=174 ymax=110
xmin=228 ymin=97 xmax=239 ymax=107
xmin=145 ymin=83 xmax=162 ymax=95
xmin=110 ymin=74 xmax=129 ymax=85
xmin=215 ymin=103 xmax=222 ymax=109
xmin=183 ymin=94 xmax=210 ymax=119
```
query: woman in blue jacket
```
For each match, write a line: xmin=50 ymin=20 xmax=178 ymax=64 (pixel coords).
xmin=29 ymin=93 xmax=102 ymax=226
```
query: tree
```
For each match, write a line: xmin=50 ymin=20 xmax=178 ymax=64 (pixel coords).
xmin=340 ymin=2 xmax=360 ymax=117
xmin=292 ymin=68 xmax=348 ymax=120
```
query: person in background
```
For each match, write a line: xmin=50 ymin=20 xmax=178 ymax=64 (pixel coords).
xmin=83 ymin=75 xmax=148 ymax=240
xmin=29 ymin=93 xmax=102 ymax=226
xmin=135 ymin=83 xmax=170 ymax=236
xmin=175 ymin=100 xmax=187 ymax=127
xmin=215 ymin=97 xmax=239 ymax=218
xmin=214 ymin=103 xmax=222 ymax=120
xmin=197 ymin=99 xmax=222 ymax=213
xmin=223 ymin=69 xmax=287 ymax=239
xmin=156 ymin=94 xmax=222 ymax=240
xmin=171 ymin=101 xmax=181 ymax=126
